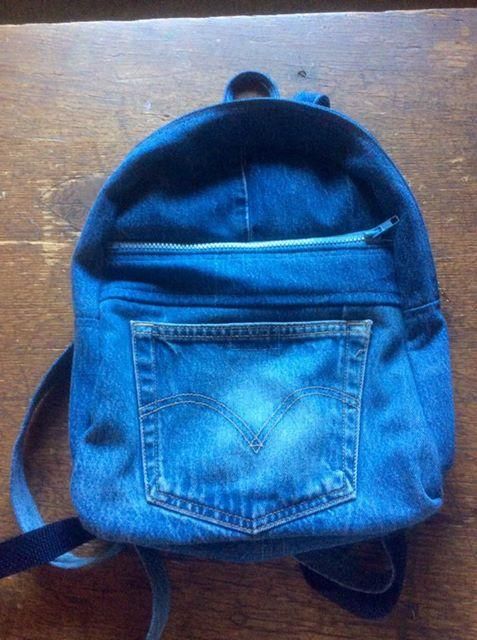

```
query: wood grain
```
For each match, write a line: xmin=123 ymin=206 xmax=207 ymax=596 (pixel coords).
xmin=0 ymin=9 xmax=476 ymax=640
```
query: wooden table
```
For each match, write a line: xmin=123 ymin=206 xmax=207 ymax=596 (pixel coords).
xmin=0 ymin=9 xmax=476 ymax=640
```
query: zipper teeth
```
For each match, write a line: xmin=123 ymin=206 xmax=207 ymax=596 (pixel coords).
xmin=108 ymin=216 xmax=399 ymax=254
xmin=109 ymin=233 xmax=367 ymax=253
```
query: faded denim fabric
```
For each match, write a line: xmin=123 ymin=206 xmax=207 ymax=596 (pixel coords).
xmin=68 ymin=72 xmax=454 ymax=561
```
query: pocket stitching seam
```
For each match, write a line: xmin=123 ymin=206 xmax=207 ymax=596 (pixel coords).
xmin=142 ymin=389 xmax=357 ymax=453
xmin=132 ymin=320 xmax=372 ymax=532
xmin=139 ymin=384 xmax=357 ymax=414
xmin=131 ymin=323 xmax=151 ymax=500
xmin=150 ymin=475 xmax=350 ymax=524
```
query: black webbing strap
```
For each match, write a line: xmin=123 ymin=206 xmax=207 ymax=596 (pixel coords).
xmin=297 ymin=532 xmax=407 ymax=619
xmin=0 ymin=517 xmax=94 ymax=579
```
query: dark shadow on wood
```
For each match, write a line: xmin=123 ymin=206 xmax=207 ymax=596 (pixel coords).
xmin=1 ymin=0 xmax=477 ymax=25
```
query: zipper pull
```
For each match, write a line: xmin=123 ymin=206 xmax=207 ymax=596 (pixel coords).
xmin=365 ymin=215 xmax=400 ymax=241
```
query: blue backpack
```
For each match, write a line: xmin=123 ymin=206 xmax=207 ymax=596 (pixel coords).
xmin=1 ymin=71 xmax=454 ymax=637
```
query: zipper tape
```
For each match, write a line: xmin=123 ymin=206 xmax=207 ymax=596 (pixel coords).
xmin=109 ymin=216 xmax=400 ymax=255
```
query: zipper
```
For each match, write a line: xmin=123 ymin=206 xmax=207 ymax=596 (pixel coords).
xmin=109 ymin=215 xmax=399 ymax=254
xmin=364 ymin=215 xmax=400 ymax=240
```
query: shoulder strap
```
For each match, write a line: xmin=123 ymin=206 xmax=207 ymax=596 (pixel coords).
xmin=0 ymin=531 xmax=170 ymax=639
xmin=9 ymin=343 xmax=122 ymax=569
xmin=1 ymin=343 xmax=170 ymax=638
xmin=295 ymin=532 xmax=407 ymax=619
xmin=0 ymin=517 xmax=93 ymax=579
xmin=136 ymin=547 xmax=171 ymax=639
xmin=3 ymin=341 xmax=405 ymax=632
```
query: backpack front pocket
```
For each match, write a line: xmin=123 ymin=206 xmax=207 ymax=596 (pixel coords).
xmin=131 ymin=319 xmax=372 ymax=534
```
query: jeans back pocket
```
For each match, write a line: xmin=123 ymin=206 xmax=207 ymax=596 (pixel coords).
xmin=131 ymin=319 xmax=372 ymax=534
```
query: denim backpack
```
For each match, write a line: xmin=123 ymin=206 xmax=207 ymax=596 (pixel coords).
xmin=0 ymin=71 xmax=454 ymax=637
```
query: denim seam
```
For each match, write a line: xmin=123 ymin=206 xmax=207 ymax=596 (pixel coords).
xmin=148 ymin=485 xmax=355 ymax=534
xmin=151 ymin=479 xmax=347 ymax=523
xmin=150 ymin=328 xmax=158 ymax=404
xmin=132 ymin=319 xmax=372 ymax=532
xmin=402 ymin=298 xmax=440 ymax=315
xmin=131 ymin=323 xmax=150 ymax=501
xmin=139 ymin=385 xmax=357 ymax=414
xmin=150 ymin=400 xmax=258 ymax=450
xmin=148 ymin=392 xmax=255 ymax=432
xmin=134 ymin=319 xmax=343 ymax=325
xmin=151 ymin=338 xmax=161 ymax=481
xmin=140 ymin=390 xmax=356 ymax=453
xmin=258 ymin=391 xmax=343 ymax=448
xmin=131 ymin=328 xmax=144 ymax=409
xmin=341 ymin=325 xmax=350 ymax=480
xmin=402 ymin=327 xmax=435 ymax=512
xmin=100 ymin=292 xmax=401 ymax=308
xmin=134 ymin=320 xmax=369 ymax=336
xmin=143 ymin=392 xmax=254 ymax=427
xmin=240 ymin=148 xmax=251 ymax=242
xmin=352 ymin=323 xmax=372 ymax=489
xmin=144 ymin=333 xmax=349 ymax=341
xmin=256 ymin=387 xmax=356 ymax=445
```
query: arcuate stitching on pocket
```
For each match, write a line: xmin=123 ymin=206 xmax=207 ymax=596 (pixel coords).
xmin=254 ymin=386 xmax=358 ymax=445
xmin=131 ymin=319 xmax=372 ymax=533
xmin=150 ymin=394 xmax=257 ymax=450
xmin=139 ymin=384 xmax=357 ymax=414
xmin=140 ymin=388 xmax=358 ymax=454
